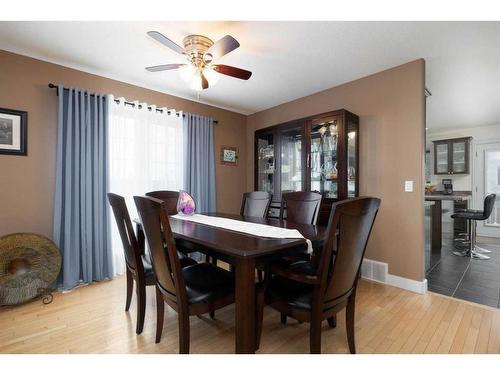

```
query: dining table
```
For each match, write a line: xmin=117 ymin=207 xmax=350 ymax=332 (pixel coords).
xmin=134 ymin=212 xmax=327 ymax=354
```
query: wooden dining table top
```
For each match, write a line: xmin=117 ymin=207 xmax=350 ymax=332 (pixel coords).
xmin=134 ymin=212 xmax=327 ymax=259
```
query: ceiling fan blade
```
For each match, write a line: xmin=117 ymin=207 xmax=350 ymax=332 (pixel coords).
xmin=147 ymin=31 xmax=185 ymax=55
xmin=206 ymin=35 xmax=240 ymax=60
xmin=145 ymin=64 xmax=186 ymax=72
xmin=212 ymin=65 xmax=252 ymax=80
xmin=201 ymin=72 xmax=209 ymax=90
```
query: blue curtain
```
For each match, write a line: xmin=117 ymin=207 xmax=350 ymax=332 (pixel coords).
xmin=53 ymin=85 xmax=113 ymax=290
xmin=183 ymin=113 xmax=217 ymax=213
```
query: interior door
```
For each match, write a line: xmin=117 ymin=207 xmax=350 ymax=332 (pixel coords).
xmin=475 ymin=142 xmax=500 ymax=237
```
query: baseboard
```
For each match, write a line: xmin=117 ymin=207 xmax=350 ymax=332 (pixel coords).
xmin=361 ymin=258 xmax=428 ymax=294
xmin=386 ymin=274 xmax=428 ymax=294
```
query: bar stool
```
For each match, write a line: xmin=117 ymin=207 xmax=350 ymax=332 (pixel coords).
xmin=452 ymin=194 xmax=496 ymax=259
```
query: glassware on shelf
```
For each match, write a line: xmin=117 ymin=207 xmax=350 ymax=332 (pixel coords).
xmin=280 ymin=129 xmax=303 ymax=193
xmin=347 ymin=123 xmax=357 ymax=197
xmin=310 ymin=119 xmax=339 ymax=197
xmin=258 ymin=144 xmax=274 ymax=160
xmin=257 ymin=135 xmax=275 ymax=193
xmin=348 ymin=166 xmax=356 ymax=180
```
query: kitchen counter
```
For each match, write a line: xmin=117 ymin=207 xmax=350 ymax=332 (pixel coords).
xmin=425 ymin=191 xmax=472 ymax=252
xmin=425 ymin=191 xmax=472 ymax=201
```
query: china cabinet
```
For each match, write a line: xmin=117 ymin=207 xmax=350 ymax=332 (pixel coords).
xmin=254 ymin=109 xmax=359 ymax=224
xmin=433 ymin=137 xmax=471 ymax=175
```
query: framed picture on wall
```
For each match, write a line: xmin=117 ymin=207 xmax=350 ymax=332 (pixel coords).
xmin=220 ymin=145 xmax=238 ymax=166
xmin=0 ymin=107 xmax=27 ymax=156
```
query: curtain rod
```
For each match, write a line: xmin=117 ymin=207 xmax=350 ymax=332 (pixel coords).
xmin=47 ymin=83 xmax=218 ymax=124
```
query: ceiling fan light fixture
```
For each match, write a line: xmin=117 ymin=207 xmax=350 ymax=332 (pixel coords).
xmin=203 ymin=67 xmax=219 ymax=86
xmin=189 ymin=71 xmax=204 ymax=91
xmin=179 ymin=64 xmax=196 ymax=82
xmin=203 ymin=53 xmax=213 ymax=64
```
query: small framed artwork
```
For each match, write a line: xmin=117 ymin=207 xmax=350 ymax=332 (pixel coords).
xmin=220 ymin=145 xmax=238 ymax=166
xmin=0 ymin=107 xmax=28 ymax=156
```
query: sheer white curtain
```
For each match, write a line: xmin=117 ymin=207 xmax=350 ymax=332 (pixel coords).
xmin=108 ymin=96 xmax=184 ymax=275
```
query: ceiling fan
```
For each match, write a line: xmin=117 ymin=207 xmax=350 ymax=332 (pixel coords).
xmin=145 ymin=31 xmax=252 ymax=91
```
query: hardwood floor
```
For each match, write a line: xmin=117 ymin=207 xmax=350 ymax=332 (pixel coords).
xmin=1 ymin=276 xmax=499 ymax=354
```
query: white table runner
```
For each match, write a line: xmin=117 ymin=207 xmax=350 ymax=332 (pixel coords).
xmin=172 ymin=214 xmax=313 ymax=253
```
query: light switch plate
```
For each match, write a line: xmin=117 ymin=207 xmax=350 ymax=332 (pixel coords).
xmin=405 ymin=180 xmax=414 ymax=192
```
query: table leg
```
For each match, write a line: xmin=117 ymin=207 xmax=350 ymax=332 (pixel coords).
xmin=430 ymin=200 xmax=442 ymax=252
xmin=235 ymin=257 xmax=256 ymax=354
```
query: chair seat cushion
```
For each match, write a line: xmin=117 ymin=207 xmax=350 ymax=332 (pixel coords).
xmin=183 ymin=263 xmax=235 ymax=305
xmin=287 ymin=260 xmax=317 ymax=276
xmin=266 ymin=259 xmax=317 ymax=310
xmin=267 ymin=275 xmax=313 ymax=311
xmin=142 ymin=252 xmax=197 ymax=278
xmin=257 ymin=243 xmax=312 ymax=271
xmin=267 ymin=251 xmax=311 ymax=269
xmin=451 ymin=209 xmax=485 ymax=220
xmin=178 ymin=252 xmax=198 ymax=267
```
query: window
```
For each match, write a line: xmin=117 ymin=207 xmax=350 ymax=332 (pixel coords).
xmin=108 ymin=98 xmax=184 ymax=274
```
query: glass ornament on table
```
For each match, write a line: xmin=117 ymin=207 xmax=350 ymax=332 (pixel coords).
xmin=177 ymin=190 xmax=196 ymax=215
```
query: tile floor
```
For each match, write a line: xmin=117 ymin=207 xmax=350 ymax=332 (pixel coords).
xmin=425 ymin=234 xmax=500 ymax=308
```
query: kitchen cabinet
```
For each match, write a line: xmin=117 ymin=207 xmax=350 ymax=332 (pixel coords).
xmin=433 ymin=137 xmax=471 ymax=175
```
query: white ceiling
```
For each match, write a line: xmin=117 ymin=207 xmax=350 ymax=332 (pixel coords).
xmin=0 ymin=21 xmax=499 ymax=128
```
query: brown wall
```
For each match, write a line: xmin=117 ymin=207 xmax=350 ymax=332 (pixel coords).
xmin=0 ymin=50 xmax=425 ymax=281
xmin=246 ymin=60 xmax=426 ymax=281
xmin=0 ymin=50 xmax=247 ymax=238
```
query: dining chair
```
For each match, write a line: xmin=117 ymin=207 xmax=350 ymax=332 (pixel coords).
xmin=107 ymin=193 xmax=197 ymax=335
xmin=280 ymin=191 xmax=322 ymax=224
xmin=268 ymin=191 xmax=323 ymax=274
xmin=146 ymin=190 xmax=221 ymax=314
xmin=134 ymin=195 xmax=235 ymax=353
xmin=146 ymin=190 xmax=179 ymax=215
xmin=256 ymin=197 xmax=381 ymax=354
xmin=145 ymin=189 xmax=202 ymax=263
xmin=240 ymin=191 xmax=273 ymax=218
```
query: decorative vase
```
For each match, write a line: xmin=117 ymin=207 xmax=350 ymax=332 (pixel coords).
xmin=177 ymin=190 xmax=196 ymax=215
xmin=331 ymin=162 xmax=338 ymax=179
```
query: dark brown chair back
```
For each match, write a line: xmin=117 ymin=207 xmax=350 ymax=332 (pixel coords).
xmin=318 ymin=197 xmax=380 ymax=306
xmin=107 ymin=193 xmax=143 ymax=274
xmin=280 ymin=191 xmax=322 ymax=224
xmin=240 ymin=191 xmax=273 ymax=218
xmin=482 ymin=194 xmax=496 ymax=220
xmin=134 ymin=195 xmax=187 ymax=307
xmin=145 ymin=190 xmax=180 ymax=215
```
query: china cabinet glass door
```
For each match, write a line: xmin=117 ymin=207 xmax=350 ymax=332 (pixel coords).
xmin=347 ymin=118 xmax=358 ymax=197
xmin=310 ymin=118 xmax=339 ymax=199
xmin=256 ymin=132 xmax=275 ymax=194
xmin=280 ymin=126 xmax=303 ymax=194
